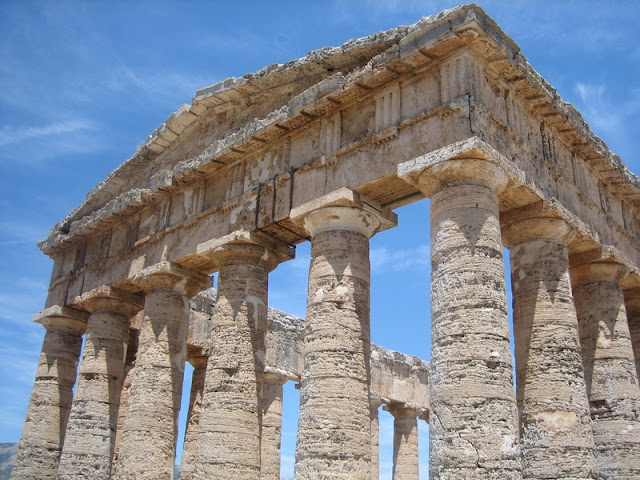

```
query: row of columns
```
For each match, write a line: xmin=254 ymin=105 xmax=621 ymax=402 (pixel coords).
xmin=12 ymin=153 xmax=640 ymax=480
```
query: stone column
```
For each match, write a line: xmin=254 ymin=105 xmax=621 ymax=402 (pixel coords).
xmin=178 ymin=355 xmax=208 ymax=480
xmin=571 ymin=261 xmax=640 ymax=479
xmin=261 ymin=371 xmax=289 ymax=480
xmin=624 ymin=287 xmax=640 ymax=383
xmin=370 ymin=397 xmax=383 ymax=480
xmin=113 ymin=262 xmax=211 ymax=480
xmin=193 ymin=234 xmax=292 ymax=480
xmin=502 ymin=214 xmax=596 ymax=479
xmin=11 ymin=306 xmax=87 ymax=480
xmin=386 ymin=404 xmax=419 ymax=480
xmin=57 ymin=287 xmax=142 ymax=480
xmin=112 ymin=326 xmax=139 ymax=466
xmin=399 ymin=146 xmax=522 ymax=479
xmin=291 ymin=188 xmax=396 ymax=480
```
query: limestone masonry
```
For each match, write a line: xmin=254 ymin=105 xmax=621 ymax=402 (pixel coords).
xmin=12 ymin=4 xmax=640 ymax=479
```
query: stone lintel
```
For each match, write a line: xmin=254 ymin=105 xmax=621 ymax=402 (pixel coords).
xmin=196 ymin=229 xmax=294 ymax=272
xmin=384 ymin=402 xmax=423 ymax=418
xmin=289 ymin=187 xmax=397 ymax=238
xmin=32 ymin=305 xmax=89 ymax=334
xmin=132 ymin=260 xmax=212 ymax=297
xmin=264 ymin=366 xmax=297 ymax=384
xmin=398 ymin=137 xmax=525 ymax=197
xmin=70 ymin=285 xmax=144 ymax=316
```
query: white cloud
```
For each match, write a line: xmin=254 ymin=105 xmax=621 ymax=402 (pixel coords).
xmin=0 ymin=120 xmax=94 ymax=148
xmin=371 ymin=244 xmax=430 ymax=272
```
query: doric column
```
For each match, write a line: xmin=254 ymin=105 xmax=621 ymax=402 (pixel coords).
xmin=178 ymin=355 xmax=208 ymax=480
xmin=193 ymin=233 xmax=293 ymax=480
xmin=261 ymin=370 xmax=289 ymax=480
xmin=112 ymin=326 xmax=139 ymax=466
xmin=11 ymin=306 xmax=87 ymax=480
xmin=291 ymin=188 xmax=397 ymax=480
xmin=624 ymin=287 xmax=640 ymax=383
xmin=370 ymin=397 xmax=383 ymax=480
xmin=570 ymin=260 xmax=640 ymax=479
xmin=399 ymin=142 xmax=522 ymax=479
xmin=502 ymin=213 xmax=596 ymax=479
xmin=386 ymin=404 xmax=420 ymax=480
xmin=57 ymin=287 xmax=143 ymax=480
xmin=113 ymin=262 xmax=211 ymax=480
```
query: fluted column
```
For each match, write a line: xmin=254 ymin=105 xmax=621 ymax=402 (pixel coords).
xmin=386 ymin=404 xmax=419 ymax=480
xmin=114 ymin=262 xmax=211 ymax=480
xmin=503 ymin=214 xmax=596 ymax=479
xmin=370 ymin=397 xmax=383 ymax=480
xmin=261 ymin=371 xmax=289 ymax=480
xmin=399 ymin=147 xmax=522 ymax=480
xmin=178 ymin=355 xmax=208 ymax=480
xmin=624 ymin=287 xmax=640 ymax=383
xmin=291 ymin=188 xmax=397 ymax=480
xmin=571 ymin=261 xmax=640 ymax=479
xmin=57 ymin=287 xmax=143 ymax=480
xmin=11 ymin=307 xmax=87 ymax=480
xmin=193 ymin=235 xmax=292 ymax=480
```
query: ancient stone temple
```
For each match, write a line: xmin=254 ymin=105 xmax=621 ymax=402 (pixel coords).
xmin=12 ymin=4 xmax=640 ymax=479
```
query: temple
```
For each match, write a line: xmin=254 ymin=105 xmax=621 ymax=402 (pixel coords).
xmin=12 ymin=4 xmax=640 ymax=479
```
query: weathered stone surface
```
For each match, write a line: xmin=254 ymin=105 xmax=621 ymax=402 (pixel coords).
xmin=113 ymin=265 xmax=210 ymax=480
xmin=261 ymin=372 xmax=288 ymax=480
xmin=293 ymin=194 xmax=396 ymax=480
xmin=503 ymin=217 xmax=597 ymax=479
xmin=401 ymin=155 xmax=522 ymax=480
xmin=11 ymin=310 xmax=86 ymax=480
xmin=193 ymin=243 xmax=278 ymax=480
xmin=57 ymin=288 xmax=142 ymax=480
xmin=15 ymin=4 xmax=640 ymax=479
xmin=178 ymin=356 xmax=207 ymax=480
xmin=387 ymin=404 xmax=420 ymax=480
xmin=571 ymin=262 xmax=640 ymax=479
xmin=624 ymin=287 xmax=640 ymax=383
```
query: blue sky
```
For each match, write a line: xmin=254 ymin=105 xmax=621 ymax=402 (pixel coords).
xmin=1 ymin=1 xmax=639 ymax=478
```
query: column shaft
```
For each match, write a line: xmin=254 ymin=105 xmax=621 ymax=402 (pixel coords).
xmin=114 ymin=289 xmax=191 ymax=480
xmin=370 ymin=400 xmax=382 ymax=480
xmin=509 ymin=233 xmax=596 ymax=479
xmin=261 ymin=374 xmax=286 ymax=480
xmin=112 ymin=328 xmax=138 ymax=466
xmin=57 ymin=309 xmax=132 ymax=479
xmin=389 ymin=406 xmax=419 ymax=480
xmin=179 ymin=357 xmax=207 ymax=480
xmin=194 ymin=258 xmax=269 ymax=479
xmin=295 ymin=229 xmax=372 ymax=479
xmin=624 ymin=287 xmax=640 ymax=384
xmin=11 ymin=312 xmax=85 ymax=480
xmin=572 ymin=264 xmax=640 ymax=479
xmin=429 ymin=182 xmax=521 ymax=479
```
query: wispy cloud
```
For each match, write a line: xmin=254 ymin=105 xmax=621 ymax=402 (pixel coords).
xmin=371 ymin=244 xmax=430 ymax=272
xmin=0 ymin=119 xmax=94 ymax=147
xmin=573 ymin=82 xmax=640 ymax=159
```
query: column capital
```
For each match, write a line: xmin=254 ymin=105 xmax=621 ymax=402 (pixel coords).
xmin=196 ymin=230 xmax=294 ymax=273
xmin=187 ymin=355 xmax=208 ymax=369
xmin=71 ymin=285 xmax=143 ymax=317
xmin=132 ymin=261 xmax=212 ymax=297
xmin=290 ymin=187 xmax=397 ymax=238
xmin=502 ymin=215 xmax=574 ymax=249
xmin=398 ymin=137 xmax=524 ymax=197
xmin=570 ymin=261 xmax=627 ymax=286
xmin=32 ymin=305 xmax=88 ymax=334
xmin=384 ymin=403 xmax=421 ymax=418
